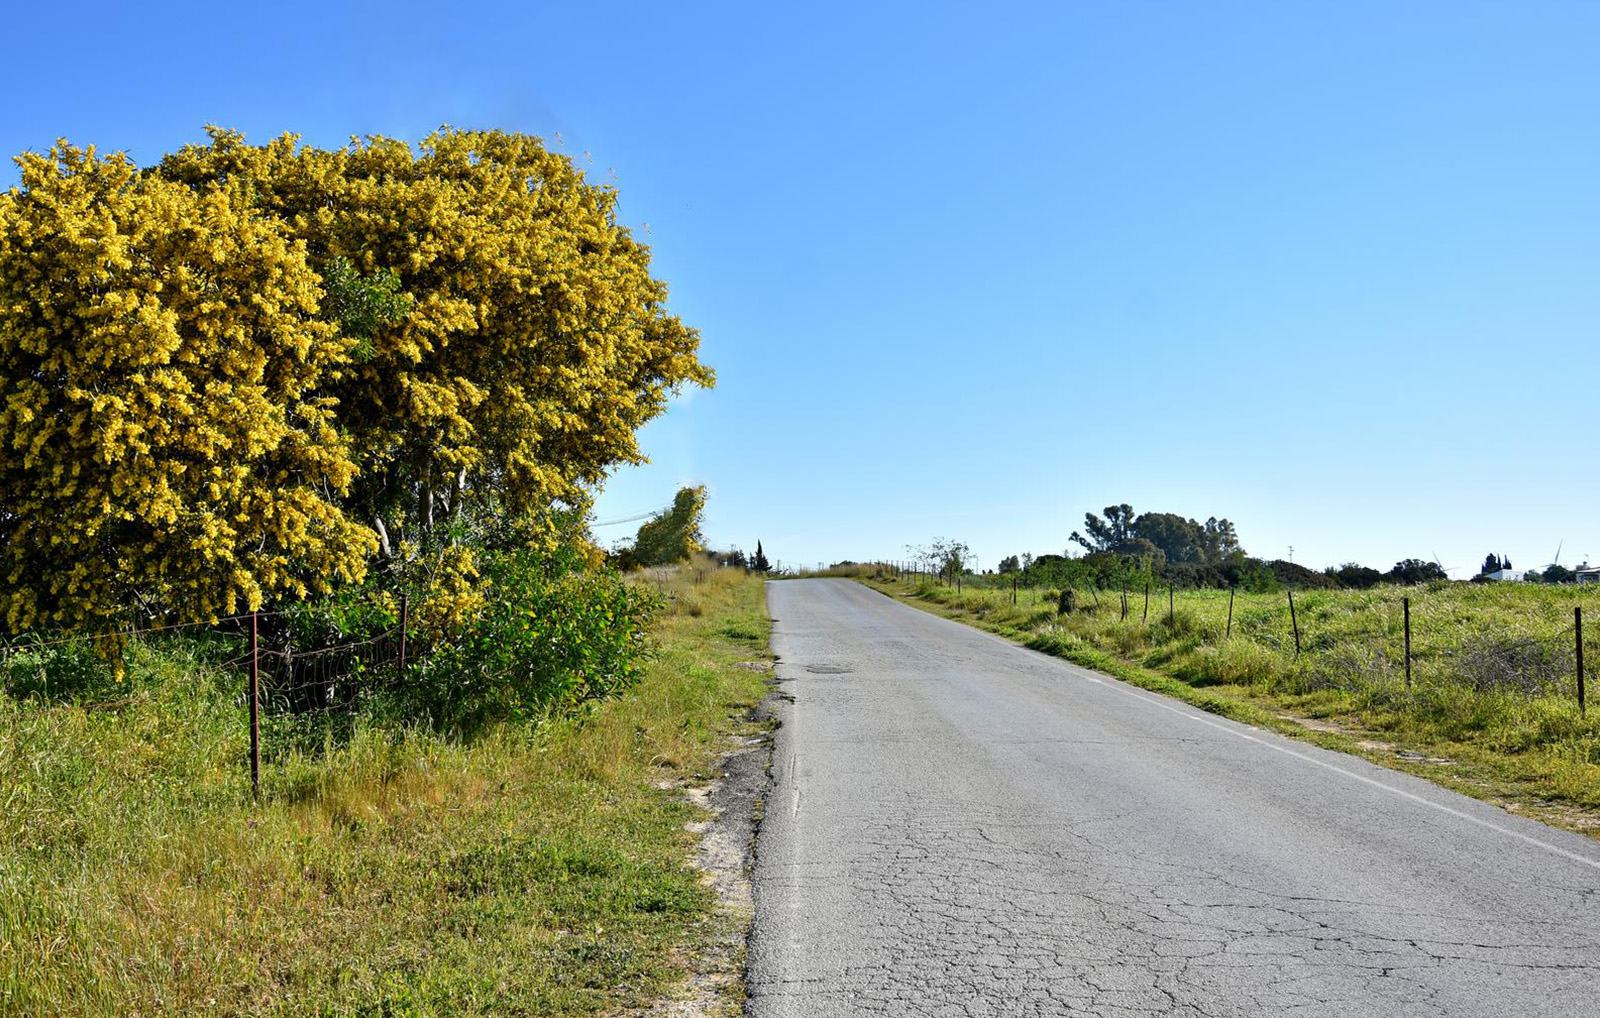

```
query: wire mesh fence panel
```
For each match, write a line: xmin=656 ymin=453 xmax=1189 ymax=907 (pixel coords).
xmin=0 ymin=594 xmax=444 ymax=795
xmin=256 ymin=626 xmax=405 ymax=715
xmin=881 ymin=556 xmax=1596 ymax=712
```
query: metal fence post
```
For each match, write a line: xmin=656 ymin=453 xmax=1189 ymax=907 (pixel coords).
xmin=1226 ymin=588 xmax=1235 ymax=641
xmin=1403 ymin=596 xmax=1412 ymax=693
xmin=1287 ymin=590 xmax=1302 ymax=658
xmin=1577 ymin=606 xmax=1586 ymax=715
xmin=1168 ymin=586 xmax=1174 ymax=624
xmin=248 ymin=611 xmax=260 ymax=796
xmin=1143 ymin=581 xmax=1150 ymax=622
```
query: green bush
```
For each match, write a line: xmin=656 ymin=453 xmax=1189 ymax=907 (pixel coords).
xmin=0 ymin=636 xmax=116 ymax=702
xmin=395 ymin=553 xmax=660 ymax=734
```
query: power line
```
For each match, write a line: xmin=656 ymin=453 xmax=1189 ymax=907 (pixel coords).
xmin=590 ymin=504 xmax=671 ymax=528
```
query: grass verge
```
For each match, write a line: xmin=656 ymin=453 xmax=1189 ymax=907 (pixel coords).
xmin=862 ymin=576 xmax=1600 ymax=839
xmin=0 ymin=564 xmax=771 ymax=1017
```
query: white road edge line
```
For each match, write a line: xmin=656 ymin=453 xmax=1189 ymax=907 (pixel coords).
xmin=1113 ymin=678 xmax=1600 ymax=873
xmin=889 ymin=587 xmax=1600 ymax=874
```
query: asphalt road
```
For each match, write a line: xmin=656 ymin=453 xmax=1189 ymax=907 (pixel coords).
xmin=745 ymin=579 xmax=1600 ymax=1017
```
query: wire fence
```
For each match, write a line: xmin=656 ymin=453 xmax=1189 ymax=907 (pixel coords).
xmin=0 ymin=594 xmax=425 ymax=794
xmin=840 ymin=560 xmax=1595 ymax=715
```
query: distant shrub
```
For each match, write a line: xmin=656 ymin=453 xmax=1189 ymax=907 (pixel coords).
xmin=1386 ymin=559 xmax=1449 ymax=585
xmin=1217 ymin=554 xmax=1279 ymax=593
xmin=1161 ymin=562 xmax=1227 ymax=589
xmin=1267 ymin=560 xmax=1340 ymax=590
xmin=1328 ymin=564 xmax=1383 ymax=589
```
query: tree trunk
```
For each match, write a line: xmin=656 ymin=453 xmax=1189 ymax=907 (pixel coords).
xmin=448 ymin=467 xmax=465 ymax=521
xmin=418 ymin=458 xmax=435 ymax=539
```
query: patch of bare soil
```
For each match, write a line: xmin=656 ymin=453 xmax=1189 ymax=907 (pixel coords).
xmin=1493 ymin=799 xmax=1600 ymax=833
xmin=1275 ymin=714 xmax=1454 ymax=764
xmin=1277 ymin=713 xmax=1348 ymax=735
xmin=640 ymin=695 xmax=777 ymax=1018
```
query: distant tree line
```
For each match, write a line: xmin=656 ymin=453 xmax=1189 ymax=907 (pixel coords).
xmin=1525 ymin=564 xmax=1573 ymax=584
xmin=987 ymin=504 xmax=1453 ymax=592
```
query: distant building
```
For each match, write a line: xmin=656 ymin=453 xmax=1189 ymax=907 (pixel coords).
xmin=1576 ymin=563 xmax=1600 ymax=584
xmin=1482 ymin=568 xmax=1526 ymax=582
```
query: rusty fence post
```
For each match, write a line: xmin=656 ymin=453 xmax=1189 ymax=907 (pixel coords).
xmin=1287 ymin=590 xmax=1302 ymax=658
xmin=1403 ymin=596 xmax=1412 ymax=693
xmin=1226 ymin=588 xmax=1235 ymax=641
xmin=1168 ymin=586 xmax=1175 ymax=625
xmin=1143 ymin=581 xmax=1150 ymax=622
xmin=248 ymin=611 xmax=260 ymax=797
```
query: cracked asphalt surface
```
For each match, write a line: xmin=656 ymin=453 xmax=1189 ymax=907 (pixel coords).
xmin=745 ymin=579 xmax=1600 ymax=1017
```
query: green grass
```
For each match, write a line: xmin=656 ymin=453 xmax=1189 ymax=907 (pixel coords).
xmin=865 ymin=575 xmax=1600 ymax=834
xmin=0 ymin=563 xmax=771 ymax=1017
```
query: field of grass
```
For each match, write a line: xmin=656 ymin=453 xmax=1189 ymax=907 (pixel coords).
xmin=0 ymin=563 xmax=771 ymax=1017
xmin=864 ymin=573 xmax=1600 ymax=832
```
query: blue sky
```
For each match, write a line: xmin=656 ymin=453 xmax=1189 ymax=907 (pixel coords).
xmin=6 ymin=2 xmax=1597 ymax=577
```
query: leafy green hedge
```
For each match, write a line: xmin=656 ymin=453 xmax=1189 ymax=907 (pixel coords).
xmin=397 ymin=554 xmax=660 ymax=733
xmin=4 ymin=547 xmax=660 ymax=743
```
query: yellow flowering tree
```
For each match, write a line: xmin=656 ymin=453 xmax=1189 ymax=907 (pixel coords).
xmin=158 ymin=128 xmax=713 ymax=559
xmin=0 ymin=144 xmax=373 ymax=632
xmin=1 ymin=128 xmax=710 ymax=633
